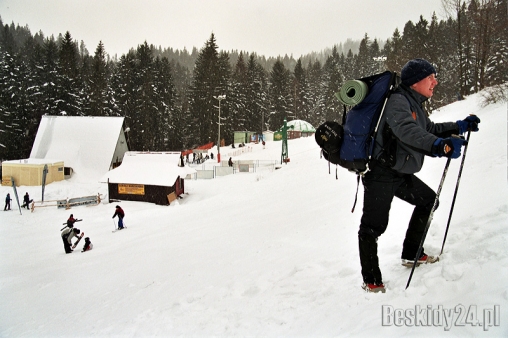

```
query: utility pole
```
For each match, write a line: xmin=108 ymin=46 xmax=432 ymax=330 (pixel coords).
xmin=214 ymin=95 xmax=226 ymax=163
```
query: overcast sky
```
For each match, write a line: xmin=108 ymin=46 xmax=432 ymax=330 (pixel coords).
xmin=0 ymin=0 xmax=446 ymax=58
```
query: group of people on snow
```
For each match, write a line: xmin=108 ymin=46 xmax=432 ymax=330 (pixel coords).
xmin=59 ymin=205 xmax=125 ymax=254
xmin=4 ymin=191 xmax=32 ymax=210
xmin=4 ymin=190 xmax=125 ymax=254
xmin=60 ymin=213 xmax=86 ymax=253
xmin=188 ymin=152 xmax=210 ymax=164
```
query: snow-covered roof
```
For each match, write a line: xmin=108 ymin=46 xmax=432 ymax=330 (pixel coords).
xmin=285 ymin=119 xmax=316 ymax=132
xmin=29 ymin=116 xmax=127 ymax=181
xmin=101 ymin=152 xmax=196 ymax=186
xmin=3 ymin=158 xmax=63 ymax=165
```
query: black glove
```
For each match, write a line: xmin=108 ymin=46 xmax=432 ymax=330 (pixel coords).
xmin=432 ymin=136 xmax=468 ymax=159
xmin=456 ymin=115 xmax=480 ymax=134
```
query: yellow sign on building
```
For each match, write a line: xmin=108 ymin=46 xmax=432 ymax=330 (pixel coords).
xmin=118 ymin=184 xmax=145 ymax=195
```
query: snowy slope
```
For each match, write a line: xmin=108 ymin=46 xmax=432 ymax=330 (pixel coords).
xmin=0 ymin=92 xmax=507 ymax=337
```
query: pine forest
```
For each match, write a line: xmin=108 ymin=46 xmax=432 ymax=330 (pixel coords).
xmin=0 ymin=0 xmax=507 ymax=161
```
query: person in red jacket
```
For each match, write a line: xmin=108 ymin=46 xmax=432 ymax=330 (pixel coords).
xmin=112 ymin=205 xmax=125 ymax=229
xmin=67 ymin=214 xmax=78 ymax=228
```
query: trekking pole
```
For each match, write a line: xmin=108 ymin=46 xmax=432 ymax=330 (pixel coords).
xmin=440 ymin=131 xmax=471 ymax=255
xmin=113 ymin=219 xmax=116 ymax=231
xmin=406 ymin=157 xmax=452 ymax=289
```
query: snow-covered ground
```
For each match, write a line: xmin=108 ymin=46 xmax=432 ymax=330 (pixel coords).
xmin=1 ymin=91 xmax=507 ymax=337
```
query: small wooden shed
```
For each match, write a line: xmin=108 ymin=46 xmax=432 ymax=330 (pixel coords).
xmin=102 ymin=152 xmax=196 ymax=205
xmin=1 ymin=159 xmax=64 ymax=186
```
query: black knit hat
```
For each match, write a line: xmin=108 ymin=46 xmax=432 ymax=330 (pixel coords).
xmin=401 ymin=58 xmax=436 ymax=86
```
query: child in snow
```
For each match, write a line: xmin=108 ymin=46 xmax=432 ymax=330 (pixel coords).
xmin=61 ymin=227 xmax=81 ymax=254
xmin=112 ymin=205 xmax=125 ymax=229
xmin=82 ymin=237 xmax=93 ymax=252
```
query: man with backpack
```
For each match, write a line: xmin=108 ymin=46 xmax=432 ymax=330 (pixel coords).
xmin=358 ymin=58 xmax=480 ymax=293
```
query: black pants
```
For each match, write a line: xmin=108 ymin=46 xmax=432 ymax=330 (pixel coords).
xmin=62 ymin=236 xmax=72 ymax=253
xmin=358 ymin=162 xmax=437 ymax=284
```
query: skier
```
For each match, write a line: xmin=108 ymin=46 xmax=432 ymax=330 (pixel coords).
xmin=22 ymin=192 xmax=31 ymax=209
xmin=358 ymin=58 xmax=481 ymax=293
xmin=112 ymin=205 xmax=125 ymax=229
xmin=67 ymin=214 xmax=77 ymax=228
xmin=4 ymin=193 xmax=12 ymax=210
xmin=61 ymin=227 xmax=81 ymax=254
xmin=82 ymin=237 xmax=93 ymax=252
xmin=228 ymin=157 xmax=233 ymax=167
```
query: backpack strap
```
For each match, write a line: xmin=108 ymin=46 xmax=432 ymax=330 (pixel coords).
xmin=351 ymin=174 xmax=361 ymax=213
xmin=320 ymin=149 xmax=340 ymax=179
xmin=341 ymin=104 xmax=347 ymax=125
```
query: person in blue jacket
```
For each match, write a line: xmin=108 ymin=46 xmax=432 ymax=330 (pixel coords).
xmin=359 ymin=58 xmax=481 ymax=293
xmin=4 ymin=193 xmax=12 ymax=210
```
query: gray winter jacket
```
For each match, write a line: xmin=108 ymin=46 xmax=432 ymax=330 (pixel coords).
xmin=61 ymin=227 xmax=79 ymax=244
xmin=372 ymin=85 xmax=458 ymax=174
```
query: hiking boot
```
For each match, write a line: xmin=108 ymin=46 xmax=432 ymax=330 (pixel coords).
xmin=401 ymin=254 xmax=439 ymax=267
xmin=362 ymin=282 xmax=386 ymax=293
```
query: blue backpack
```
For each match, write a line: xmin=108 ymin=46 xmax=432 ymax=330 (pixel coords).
xmin=316 ymin=71 xmax=399 ymax=175
xmin=315 ymin=71 xmax=399 ymax=211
